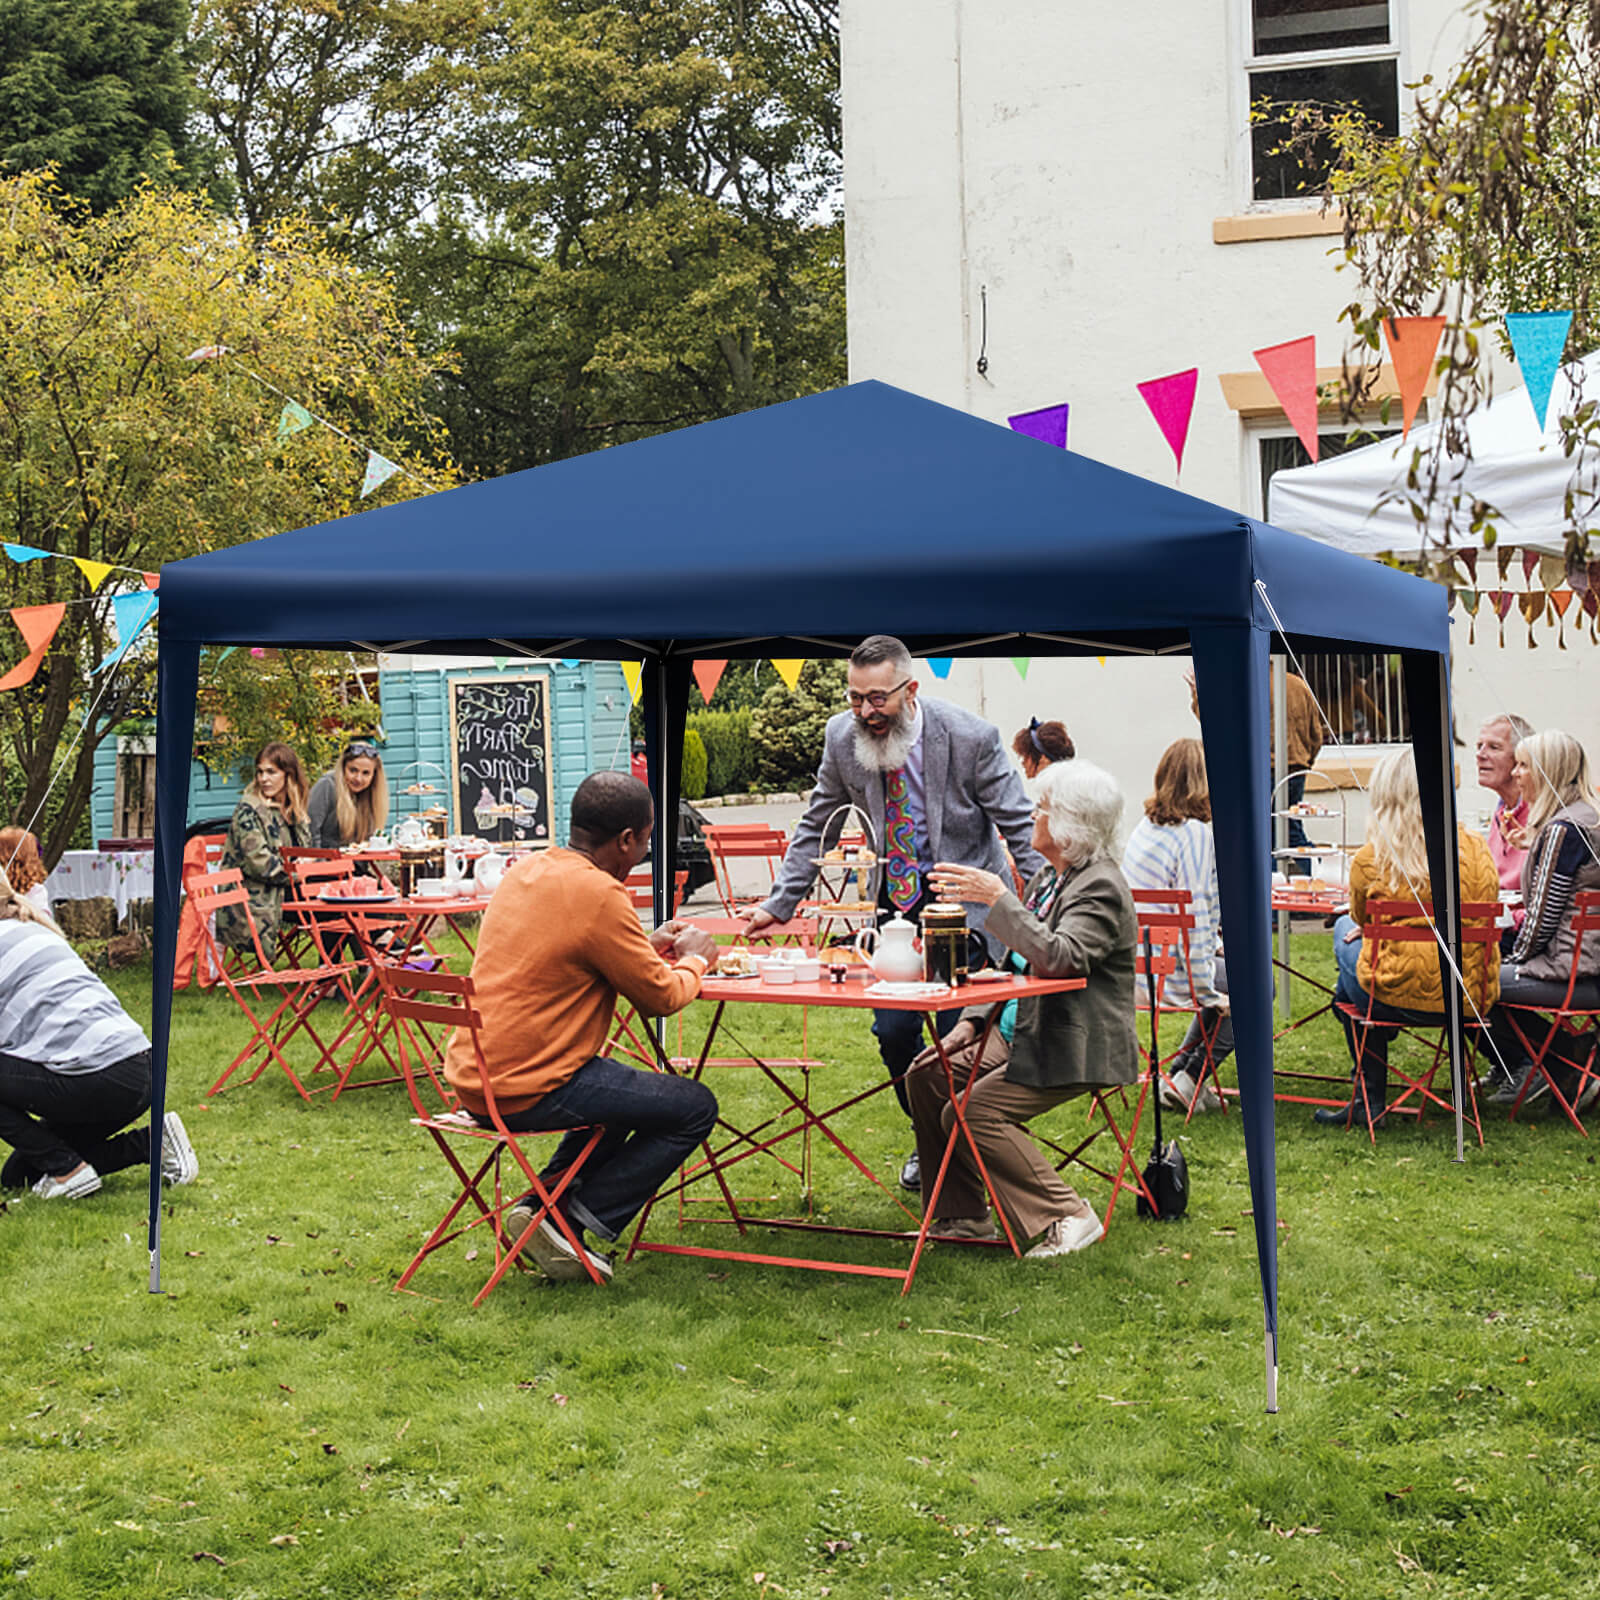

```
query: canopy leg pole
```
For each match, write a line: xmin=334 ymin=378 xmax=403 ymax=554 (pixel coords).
xmin=1273 ymin=656 xmax=1290 ymax=1022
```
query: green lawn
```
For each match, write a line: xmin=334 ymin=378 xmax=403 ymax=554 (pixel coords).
xmin=3 ymin=934 xmax=1599 ymax=1599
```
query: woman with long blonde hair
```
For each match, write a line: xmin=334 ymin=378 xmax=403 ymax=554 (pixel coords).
xmin=307 ymin=740 xmax=390 ymax=849
xmin=1318 ymin=748 xmax=1499 ymax=1132
xmin=1484 ymin=729 xmax=1600 ymax=1110
xmin=216 ymin=741 xmax=311 ymax=959
xmin=0 ymin=867 xmax=196 ymax=1199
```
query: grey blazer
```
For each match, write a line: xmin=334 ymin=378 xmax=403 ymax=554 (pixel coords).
xmin=760 ymin=697 xmax=1044 ymax=943
xmin=966 ymin=858 xmax=1139 ymax=1091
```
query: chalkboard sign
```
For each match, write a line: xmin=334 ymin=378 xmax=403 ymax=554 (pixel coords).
xmin=447 ymin=673 xmax=554 ymax=845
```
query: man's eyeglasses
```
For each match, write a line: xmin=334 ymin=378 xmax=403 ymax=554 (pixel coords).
xmin=344 ymin=741 xmax=379 ymax=760
xmin=846 ymin=679 xmax=911 ymax=711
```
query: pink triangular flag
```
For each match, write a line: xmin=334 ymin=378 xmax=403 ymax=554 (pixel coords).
xmin=1136 ymin=368 xmax=1199 ymax=474
xmin=692 ymin=659 xmax=727 ymax=703
xmin=1521 ymin=548 xmax=1541 ymax=586
xmin=0 ymin=602 xmax=66 ymax=690
xmin=1253 ymin=336 xmax=1320 ymax=461
xmin=1007 ymin=404 xmax=1069 ymax=449
xmin=1382 ymin=317 xmax=1446 ymax=437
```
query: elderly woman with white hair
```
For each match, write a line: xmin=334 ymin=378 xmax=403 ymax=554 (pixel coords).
xmin=906 ymin=758 xmax=1138 ymax=1258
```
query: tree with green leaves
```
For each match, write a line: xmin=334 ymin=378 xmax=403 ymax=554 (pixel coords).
xmin=1303 ymin=0 xmax=1600 ymax=564
xmin=0 ymin=0 xmax=207 ymax=209
xmin=0 ymin=173 xmax=452 ymax=862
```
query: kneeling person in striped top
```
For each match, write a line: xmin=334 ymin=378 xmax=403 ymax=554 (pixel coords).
xmin=0 ymin=869 xmax=197 ymax=1200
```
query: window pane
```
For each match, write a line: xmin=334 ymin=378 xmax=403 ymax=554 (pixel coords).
xmin=1250 ymin=58 xmax=1398 ymax=199
xmin=1253 ymin=0 xmax=1389 ymax=57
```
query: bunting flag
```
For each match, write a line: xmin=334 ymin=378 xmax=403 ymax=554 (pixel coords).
xmin=277 ymin=401 xmax=315 ymax=440
xmin=73 ymin=558 xmax=114 ymax=592
xmin=1455 ymin=547 xmax=1478 ymax=583
xmin=94 ymin=591 xmax=160 ymax=674
xmin=561 ymin=659 xmax=579 ymax=667
xmin=925 ymin=658 xmax=953 ymax=679
xmin=1382 ymin=316 xmax=1446 ymax=437
xmin=1548 ymin=586 xmax=1574 ymax=649
xmin=1491 ymin=589 xmax=1515 ymax=645
xmin=1136 ymin=368 xmax=1199 ymax=475
xmin=1458 ymin=588 xmax=1480 ymax=645
xmin=493 ymin=656 xmax=508 ymax=672
xmin=770 ymin=659 xmax=805 ymax=692
xmin=1539 ymin=553 xmax=1566 ymax=590
xmin=620 ymin=660 xmax=644 ymax=705
xmin=187 ymin=345 xmax=228 ymax=362
xmin=1504 ymin=310 xmax=1573 ymax=431
xmin=143 ymin=572 xmax=160 ymax=591
xmin=1007 ymin=403 xmax=1070 ymax=450
xmin=216 ymin=647 xmax=236 ymax=665
xmin=1012 ymin=657 xmax=1031 ymax=679
xmin=361 ymin=452 xmax=401 ymax=498
xmin=1253 ymin=335 xmax=1320 ymax=460
xmin=1519 ymin=589 xmax=1545 ymax=647
xmin=692 ymin=659 xmax=727 ymax=703
xmin=4 ymin=544 xmax=50 ymax=564
xmin=1497 ymin=547 xmax=1514 ymax=584
xmin=0 ymin=602 xmax=66 ymax=690
xmin=1521 ymin=548 xmax=1541 ymax=586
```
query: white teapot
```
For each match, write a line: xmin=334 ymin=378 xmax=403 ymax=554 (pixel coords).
xmin=443 ymin=845 xmax=473 ymax=889
xmin=855 ymin=914 xmax=923 ymax=982
xmin=395 ymin=816 xmax=427 ymax=849
xmin=473 ymin=852 xmax=506 ymax=897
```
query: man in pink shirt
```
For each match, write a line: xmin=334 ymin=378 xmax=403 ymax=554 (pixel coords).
xmin=1477 ymin=714 xmax=1535 ymax=908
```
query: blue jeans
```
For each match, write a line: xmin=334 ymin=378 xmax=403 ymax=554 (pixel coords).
xmin=0 ymin=1050 xmax=152 ymax=1184
xmin=490 ymin=1056 xmax=718 ymax=1241
xmin=1331 ymin=918 xmax=1445 ymax=1096
xmin=873 ymin=1006 xmax=966 ymax=1116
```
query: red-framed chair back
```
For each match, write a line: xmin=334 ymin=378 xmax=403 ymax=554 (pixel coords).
xmin=624 ymin=866 xmax=689 ymax=916
xmin=703 ymin=823 xmax=788 ymax=913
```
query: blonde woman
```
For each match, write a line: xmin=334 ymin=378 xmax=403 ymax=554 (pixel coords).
xmin=307 ymin=740 xmax=390 ymax=849
xmin=1485 ymin=730 xmax=1600 ymax=1109
xmin=1319 ymin=748 xmax=1499 ymax=1131
xmin=217 ymin=741 xmax=312 ymax=959
xmin=0 ymin=868 xmax=196 ymax=1199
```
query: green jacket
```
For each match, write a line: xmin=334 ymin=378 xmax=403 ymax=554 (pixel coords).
xmin=966 ymin=858 xmax=1138 ymax=1091
xmin=216 ymin=793 xmax=311 ymax=960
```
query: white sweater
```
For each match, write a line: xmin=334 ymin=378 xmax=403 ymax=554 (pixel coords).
xmin=1120 ymin=817 xmax=1222 ymax=1009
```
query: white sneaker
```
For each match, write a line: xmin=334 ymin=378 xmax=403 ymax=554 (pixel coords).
xmin=1161 ymin=1070 xmax=1197 ymax=1111
xmin=505 ymin=1203 xmax=613 ymax=1284
xmin=1026 ymin=1205 xmax=1104 ymax=1258
xmin=1190 ymin=1077 xmax=1223 ymax=1114
xmin=33 ymin=1164 xmax=101 ymax=1200
xmin=159 ymin=1112 xmax=199 ymax=1186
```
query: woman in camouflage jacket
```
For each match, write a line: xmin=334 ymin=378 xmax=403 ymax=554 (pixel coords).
xmin=216 ymin=742 xmax=312 ymax=960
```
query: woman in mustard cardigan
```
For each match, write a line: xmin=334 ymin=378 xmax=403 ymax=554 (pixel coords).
xmin=1318 ymin=748 xmax=1500 ymax=1131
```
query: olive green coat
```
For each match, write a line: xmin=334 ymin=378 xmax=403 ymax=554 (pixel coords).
xmin=216 ymin=794 xmax=311 ymax=960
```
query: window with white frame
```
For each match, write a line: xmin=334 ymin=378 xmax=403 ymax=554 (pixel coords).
xmin=1258 ymin=426 xmax=1411 ymax=745
xmin=1247 ymin=0 xmax=1401 ymax=203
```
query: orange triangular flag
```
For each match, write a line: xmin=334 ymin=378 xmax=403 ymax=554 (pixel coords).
xmin=0 ymin=603 xmax=66 ymax=690
xmin=143 ymin=572 xmax=161 ymax=591
xmin=73 ymin=558 xmax=114 ymax=591
xmin=1382 ymin=317 xmax=1446 ymax=437
xmin=692 ymin=659 xmax=727 ymax=704
xmin=1253 ymin=336 xmax=1320 ymax=460
xmin=1549 ymin=586 xmax=1574 ymax=649
xmin=770 ymin=659 xmax=805 ymax=691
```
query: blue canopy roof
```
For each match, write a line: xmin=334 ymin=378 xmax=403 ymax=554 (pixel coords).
xmin=148 ymin=380 xmax=1464 ymax=1412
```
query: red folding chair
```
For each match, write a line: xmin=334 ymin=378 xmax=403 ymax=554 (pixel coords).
xmin=383 ymin=968 xmax=608 ymax=1302
xmin=190 ymin=867 xmax=358 ymax=1104
xmin=1334 ymin=898 xmax=1502 ymax=1144
xmin=1129 ymin=893 xmax=1226 ymax=1123
xmin=1500 ymin=889 xmax=1600 ymax=1135
xmin=623 ymin=865 xmax=689 ymax=919
xmin=173 ymin=833 xmax=228 ymax=991
xmin=703 ymin=823 xmax=788 ymax=915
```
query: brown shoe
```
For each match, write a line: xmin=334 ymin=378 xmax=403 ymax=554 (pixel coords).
xmin=930 ymin=1215 xmax=999 ymax=1241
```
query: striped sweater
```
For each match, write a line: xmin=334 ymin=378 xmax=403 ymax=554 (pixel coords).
xmin=1120 ymin=816 xmax=1222 ymax=1009
xmin=0 ymin=920 xmax=150 ymax=1073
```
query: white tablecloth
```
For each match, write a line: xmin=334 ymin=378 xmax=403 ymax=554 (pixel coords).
xmin=46 ymin=849 xmax=155 ymax=921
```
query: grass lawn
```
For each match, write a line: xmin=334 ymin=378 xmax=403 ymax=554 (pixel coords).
xmin=4 ymin=931 xmax=1600 ymax=1599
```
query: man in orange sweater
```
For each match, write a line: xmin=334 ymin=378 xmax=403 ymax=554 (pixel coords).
xmin=446 ymin=771 xmax=718 ymax=1283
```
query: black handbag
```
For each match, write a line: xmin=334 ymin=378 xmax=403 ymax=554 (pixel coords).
xmin=1136 ymin=931 xmax=1190 ymax=1222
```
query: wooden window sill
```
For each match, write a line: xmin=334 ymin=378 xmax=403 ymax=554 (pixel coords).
xmin=1213 ymin=210 xmax=1344 ymax=244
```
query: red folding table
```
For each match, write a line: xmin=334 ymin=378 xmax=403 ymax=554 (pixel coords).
xmin=625 ymin=969 xmax=1088 ymax=1293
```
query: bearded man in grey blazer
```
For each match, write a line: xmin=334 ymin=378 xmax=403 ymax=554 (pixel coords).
xmin=743 ymin=636 xmax=1043 ymax=1189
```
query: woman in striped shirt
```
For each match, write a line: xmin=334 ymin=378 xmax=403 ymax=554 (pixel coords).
xmin=0 ymin=870 xmax=197 ymax=1200
xmin=1120 ymin=738 xmax=1228 ymax=1113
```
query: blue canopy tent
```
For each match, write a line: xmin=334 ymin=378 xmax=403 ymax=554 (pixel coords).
xmin=148 ymin=380 xmax=1461 ymax=1410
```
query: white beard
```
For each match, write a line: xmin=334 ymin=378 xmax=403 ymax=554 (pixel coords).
xmin=852 ymin=707 xmax=917 ymax=773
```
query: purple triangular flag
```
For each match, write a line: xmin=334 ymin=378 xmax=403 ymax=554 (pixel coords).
xmin=1007 ymin=403 xmax=1069 ymax=449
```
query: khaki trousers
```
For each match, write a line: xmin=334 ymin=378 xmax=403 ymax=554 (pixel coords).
xmin=906 ymin=1039 xmax=1092 ymax=1242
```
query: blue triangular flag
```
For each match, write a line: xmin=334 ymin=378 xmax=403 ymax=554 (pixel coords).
xmin=361 ymin=451 xmax=401 ymax=497
xmin=276 ymin=400 xmax=315 ymax=440
xmin=4 ymin=543 xmax=51 ymax=563
xmin=926 ymin=658 xmax=954 ymax=678
xmin=94 ymin=592 xmax=159 ymax=673
xmin=1505 ymin=311 xmax=1573 ymax=431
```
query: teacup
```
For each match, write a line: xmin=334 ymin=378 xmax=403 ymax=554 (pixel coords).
xmin=415 ymin=878 xmax=453 ymax=899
